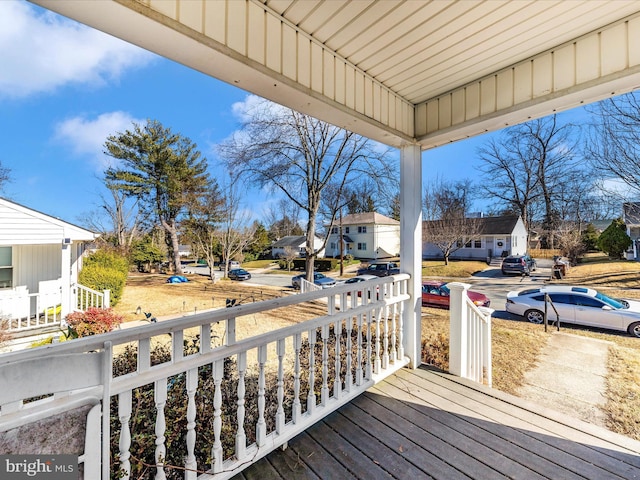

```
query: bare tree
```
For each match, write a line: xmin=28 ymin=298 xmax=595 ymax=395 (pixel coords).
xmin=586 ymin=92 xmax=640 ymax=196
xmin=423 ymin=179 xmax=482 ymax=265
xmin=215 ymin=182 xmax=256 ymax=278
xmin=279 ymin=246 xmax=298 ymax=272
xmin=0 ymin=160 xmax=10 ymax=193
xmin=218 ymin=97 xmax=392 ymax=280
xmin=478 ymin=115 xmax=581 ymax=240
xmin=264 ymin=198 xmax=303 ymax=240
xmin=182 ymin=183 xmax=224 ymax=282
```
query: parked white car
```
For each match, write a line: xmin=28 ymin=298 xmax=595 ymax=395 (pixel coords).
xmin=506 ymin=285 xmax=640 ymax=337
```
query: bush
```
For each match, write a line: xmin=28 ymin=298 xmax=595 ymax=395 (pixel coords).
xmin=597 ymin=218 xmax=632 ymax=259
xmin=65 ymin=307 xmax=123 ymax=338
xmin=79 ymin=249 xmax=129 ymax=306
xmin=291 ymin=258 xmax=339 ymax=271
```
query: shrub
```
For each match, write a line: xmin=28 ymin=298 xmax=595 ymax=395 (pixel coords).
xmin=79 ymin=249 xmax=129 ymax=306
xmin=597 ymin=218 xmax=632 ymax=259
xmin=65 ymin=307 xmax=123 ymax=338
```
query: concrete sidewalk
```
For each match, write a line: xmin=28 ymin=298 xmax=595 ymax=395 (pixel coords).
xmin=516 ymin=332 xmax=611 ymax=427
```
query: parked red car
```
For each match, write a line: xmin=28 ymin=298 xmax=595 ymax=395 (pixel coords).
xmin=421 ymin=281 xmax=490 ymax=309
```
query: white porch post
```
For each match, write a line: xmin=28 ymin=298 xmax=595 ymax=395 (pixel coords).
xmin=448 ymin=282 xmax=469 ymax=378
xmin=400 ymin=144 xmax=422 ymax=369
xmin=60 ymin=243 xmax=71 ymax=318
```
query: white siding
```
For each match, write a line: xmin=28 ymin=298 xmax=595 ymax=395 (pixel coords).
xmin=13 ymin=244 xmax=62 ymax=293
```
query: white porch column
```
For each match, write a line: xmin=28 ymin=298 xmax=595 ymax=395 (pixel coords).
xmin=400 ymin=143 xmax=422 ymax=368
xmin=448 ymin=282 xmax=469 ymax=378
xmin=60 ymin=243 xmax=71 ymax=318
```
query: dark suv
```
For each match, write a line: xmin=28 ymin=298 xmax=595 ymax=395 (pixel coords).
xmin=501 ymin=254 xmax=536 ymax=276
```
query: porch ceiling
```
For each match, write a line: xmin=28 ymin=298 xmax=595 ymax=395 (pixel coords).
xmin=32 ymin=0 xmax=640 ymax=149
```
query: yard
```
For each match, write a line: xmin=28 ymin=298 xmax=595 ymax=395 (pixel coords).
xmin=113 ymin=257 xmax=640 ymax=442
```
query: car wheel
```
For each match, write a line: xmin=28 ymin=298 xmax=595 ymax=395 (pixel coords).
xmin=524 ymin=309 xmax=544 ymax=324
xmin=627 ymin=322 xmax=640 ymax=338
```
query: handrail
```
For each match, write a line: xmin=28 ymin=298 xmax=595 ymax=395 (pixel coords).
xmin=544 ymin=292 xmax=560 ymax=332
xmin=0 ymin=274 xmax=411 ymax=480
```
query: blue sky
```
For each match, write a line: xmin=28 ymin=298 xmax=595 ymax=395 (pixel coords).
xmin=0 ymin=1 xmax=592 ymax=227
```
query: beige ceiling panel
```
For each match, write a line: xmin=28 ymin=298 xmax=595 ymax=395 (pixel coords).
xmin=380 ymin=88 xmax=388 ymax=126
xmin=203 ymin=0 xmax=225 ymax=43
xmin=630 ymin=17 xmax=640 ymax=67
xmin=345 ymin=66 xmax=355 ymax=110
xmin=533 ymin=54 xmax=553 ymax=98
xmin=451 ymin=90 xmax=465 ymax=126
xmin=272 ymin=0 xmax=320 ymax=26
xmin=513 ymin=62 xmax=532 ymax=105
xmin=296 ymin=34 xmax=310 ymax=88
xmin=323 ymin=51 xmax=335 ymax=100
xmin=248 ymin=2 xmax=265 ymax=65
xmin=148 ymin=0 xmax=175 ymax=18
xmin=465 ymin=84 xmax=480 ymax=121
xmin=335 ymin=61 xmax=346 ymax=105
xmin=553 ymin=45 xmax=576 ymax=91
xmin=355 ymin=71 xmax=365 ymax=115
xmin=601 ymin=23 xmax=628 ymax=76
xmin=438 ymin=95 xmax=452 ymax=131
xmin=266 ymin=15 xmax=282 ymax=73
xmin=480 ymin=77 xmax=496 ymax=116
xmin=310 ymin=42 xmax=323 ymax=94
xmin=227 ymin=1 xmax=248 ymax=55
xmin=576 ymin=35 xmax=600 ymax=84
xmin=282 ymin=27 xmax=297 ymax=80
xmin=496 ymin=70 xmax=514 ymax=111
xmin=372 ymin=83 xmax=381 ymax=123
xmin=364 ymin=78 xmax=373 ymax=118
xmin=426 ymin=101 xmax=438 ymax=134
xmin=177 ymin=0 xmax=203 ymax=32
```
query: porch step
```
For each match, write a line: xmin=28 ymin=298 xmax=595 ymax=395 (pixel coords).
xmin=488 ymin=256 xmax=503 ymax=267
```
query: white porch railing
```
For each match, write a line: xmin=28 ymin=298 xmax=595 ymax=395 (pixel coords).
xmin=448 ymin=282 xmax=494 ymax=387
xmin=73 ymin=283 xmax=111 ymax=311
xmin=0 ymin=283 xmax=110 ymax=333
xmin=299 ymin=277 xmax=322 ymax=293
xmin=0 ymin=274 xmax=410 ymax=480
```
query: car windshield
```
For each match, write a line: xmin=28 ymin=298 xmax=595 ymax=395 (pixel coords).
xmin=440 ymin=284 xmax=450 ymax=295
xmin=595 ymin=291 xmax=626 ymax=309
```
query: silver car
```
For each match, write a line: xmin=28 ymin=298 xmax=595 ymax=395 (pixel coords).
xmin=506 ymin=285 xmax=640 ymax=337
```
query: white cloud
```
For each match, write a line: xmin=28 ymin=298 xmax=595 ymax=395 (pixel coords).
xmin=0 ymin=1 xmax=155 ymax=99
xmin=54 ymin=111 xmax=144 ymax=171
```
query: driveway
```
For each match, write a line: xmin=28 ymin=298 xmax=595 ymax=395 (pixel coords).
xmin=465 ymin=258 xmax=554 ymax=318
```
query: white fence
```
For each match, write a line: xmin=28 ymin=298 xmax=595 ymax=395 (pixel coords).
xmin=0 ymin=274 xmax=410 ymax=479
xmin=0 ymin=282 xmax=110 ymax=333
xmin=448 ymin=282 xmax=493 ymax=387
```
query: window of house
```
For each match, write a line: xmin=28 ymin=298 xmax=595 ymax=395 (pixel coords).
xmin=465 ymin=239 xmax=472 ymax=248
xmin=358 ymin=226 xmax=367 ymax=233
xmin=345 ymin=227 xmax=350 ymax=234
xmin=330 ymin=242 xmax=336 ymax=249
xmin=474 ymin=239 xmax=482 ymax=248
xmin=331 ymin=227 xmax=338 ymax=234
xmin=0 ymin=247 xmax=12 ymax=289
xmin=357 ymin=243 xmax=367 ymax=250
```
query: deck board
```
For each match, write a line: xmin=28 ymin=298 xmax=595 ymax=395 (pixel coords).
xmin=233 ymin=366 xmax=640 ymax=480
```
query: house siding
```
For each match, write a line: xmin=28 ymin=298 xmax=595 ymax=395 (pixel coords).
xmin=14 ymin=245 xmax=62 ymax=294
xmin=325 ymin=213 xmax=400 ymax=260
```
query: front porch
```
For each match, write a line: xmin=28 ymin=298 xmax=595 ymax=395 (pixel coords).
xmin=241 ymin=366 xmax=640 ymax=479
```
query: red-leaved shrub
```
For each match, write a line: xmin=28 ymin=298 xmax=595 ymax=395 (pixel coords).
xmin=65 ymin=307 xmax=123 ymax=337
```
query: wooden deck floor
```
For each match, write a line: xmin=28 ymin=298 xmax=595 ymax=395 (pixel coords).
xmin=236 ymin=365 xmax=640 ymax=480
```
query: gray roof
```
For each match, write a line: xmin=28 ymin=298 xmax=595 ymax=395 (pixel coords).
xmin=423 ymin=215 xmax=521 ymax=235
xmin=328 ymin=212 xmax=399 ymax=226
xmin=272 ymin=235 xmax=320 ymax=248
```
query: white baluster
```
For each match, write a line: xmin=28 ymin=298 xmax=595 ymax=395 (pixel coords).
xmin=374 ymin=307 xmax=382 ymax=374
xmin=118 ymin=390 xmax=132 ymax=480
xmin=276 ymin=338 xmax=285 ymax=433
xmin=307 ymin=329 xmax=316 ymax=414
xmin=211 ymin=360 xmax=224 ymax=474
xmin=333 ymin=320 xmax=342 ymax=399
xmin=382 ymin=304 xmax=390 ymax=370
xmin=345 ymin=317 xmax=353 ymax=392
xmin=185 ymin=368 xmax=198 ymax=479
xmin=236 ymin=352 xmax=247 ymax=459
xmin=398 ymin=280 xmax=405 ymax=359
xmin=154 ymin=378 xmax=167 ymax=480
xmin=256 ymin=345 xmax=267 ymax=446
xmin=293 ymin=333 xmax=302 ymax=423
xmin=391 ymin=302 xmax=398 ymax=362
xmin=356 ymin=313 xmax=363 ymax=386
xmin=365 ymin=311 xmax=373 ymax=380
xmin=321 ymin=324 xmax=329 ymax=406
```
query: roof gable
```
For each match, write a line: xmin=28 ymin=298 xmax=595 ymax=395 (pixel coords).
xmin=0 ymin=197 xmax=98 ymax=245
xmin=422 ymin=215 xmax=522 ymax=235
xmin=330 ymin=212 xmax=399 ymax=226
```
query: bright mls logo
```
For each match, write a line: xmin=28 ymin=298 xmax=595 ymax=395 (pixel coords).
xmin=0 ymin=455 xmax=76 ymax=479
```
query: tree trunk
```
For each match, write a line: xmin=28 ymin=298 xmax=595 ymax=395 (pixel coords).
xmin=162 ymin=218 xmax=183 ymax=274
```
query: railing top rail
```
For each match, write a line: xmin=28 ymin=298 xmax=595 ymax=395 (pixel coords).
xmin=74 ymin=283 xmax=104 ymax=296
xmin=0 ymin=274 xmax=410 ymax=365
